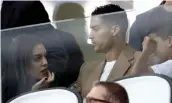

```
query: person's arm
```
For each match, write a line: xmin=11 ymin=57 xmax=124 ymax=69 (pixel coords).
xmin=132 ymin=37 xmax=156 ymax=75
xmin=132 ymin=51 xmax=154 ymax=75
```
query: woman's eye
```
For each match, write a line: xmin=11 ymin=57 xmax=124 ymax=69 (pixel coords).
xmin=34 ymin=55 xmax=41 ymax=61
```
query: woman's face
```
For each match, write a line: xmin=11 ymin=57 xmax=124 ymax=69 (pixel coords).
xmin=29 ymin=43 xmax=48 ymax=79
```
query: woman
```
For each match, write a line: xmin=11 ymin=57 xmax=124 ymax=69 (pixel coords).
xmin=85 ymin=82 xmax=129 ymax=103
xmin=2 ymin=35 xmax=54 ymax=102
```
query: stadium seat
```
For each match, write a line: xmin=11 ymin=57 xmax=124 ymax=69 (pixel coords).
xmin=7 ymin=88 xmax=82 ymax=103
xmin=114 ymin=74 xmax=172 ymax=103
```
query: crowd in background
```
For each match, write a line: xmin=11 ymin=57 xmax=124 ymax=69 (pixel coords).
xmin=1 ymin=0 xmax=172 ymax=103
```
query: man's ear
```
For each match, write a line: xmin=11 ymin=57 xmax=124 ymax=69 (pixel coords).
xmin=168 ymin=36 xmax=172 ymax=47
xmin=111 ymin=25 xmax=120 ymax=37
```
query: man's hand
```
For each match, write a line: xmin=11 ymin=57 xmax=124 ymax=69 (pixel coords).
xmin=32 ymin=71 xmax=55 ymax=90
xmin=142 ymin=36 xmax=157 ymax=55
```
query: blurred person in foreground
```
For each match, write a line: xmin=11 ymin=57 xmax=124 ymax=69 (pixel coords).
xmin=2 ymin=35 xmax=55 ymax=103
xmin=73 ymin=4 xmax=140 ymax=98
xmin=129 ymin=0 xmax=172 ymax=51
xmin=132 ymin=21 xmax=172 ymax=78
xmin=85 ymin=82 xmax=129 ymax=103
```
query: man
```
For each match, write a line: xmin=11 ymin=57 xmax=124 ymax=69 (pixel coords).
xmin=129 ymin=0 xmax=172 ymax=51
xmin=131 ymin=21 xmax=172 ymax=76
xmin=85 ymin=82 xmax=129 ymax=103
xmin=74 ymin=4 xmax=140 ymax=98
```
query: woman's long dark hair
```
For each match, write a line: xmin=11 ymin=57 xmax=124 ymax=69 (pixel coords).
xmin=6 ymin=34 xmax=42 ymax=94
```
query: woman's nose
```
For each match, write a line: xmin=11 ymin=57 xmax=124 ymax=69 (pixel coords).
xmin=42 ymin=56 xmax=48 ymax=68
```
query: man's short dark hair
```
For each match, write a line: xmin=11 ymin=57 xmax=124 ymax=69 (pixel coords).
xmin=91 ymin=4 xmax=128 ymax=38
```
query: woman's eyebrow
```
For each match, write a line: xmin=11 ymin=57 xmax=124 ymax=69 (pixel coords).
xmin=33 ymin=54 xmax=41 ymax=57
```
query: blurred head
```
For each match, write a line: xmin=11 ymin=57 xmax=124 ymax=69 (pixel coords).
xmin=9 ymin=35 xmax=48 ymax=83
xmin=54 ymin=2 xmax=85 ymax=29
xmin=55 ymin=2 xmax=85 ymax=20
xmin=148 ymin=22 xmax=172 ymax=65
xmin=160 ymin=0 xmax=166 ymax=5
xmin=89 ymin=4 xmax=128 ymax=53
xmin=85 ymin=82 xmax=129 ymax=103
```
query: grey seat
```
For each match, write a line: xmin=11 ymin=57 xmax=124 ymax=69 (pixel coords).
xmin=7 ymin=88 xmax=82 ymax=103
xmin=114 ymin=74 xmax=172 ymax=103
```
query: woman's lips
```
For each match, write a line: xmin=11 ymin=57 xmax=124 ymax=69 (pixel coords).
xmin=40 ymin=69 xmax=49 ymax=78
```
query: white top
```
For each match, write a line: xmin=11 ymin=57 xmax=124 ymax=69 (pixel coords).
xmin=100 ymin=61 xmax=116 ymax=81
xmin=151 ymin=60 xmax=172 ymax=78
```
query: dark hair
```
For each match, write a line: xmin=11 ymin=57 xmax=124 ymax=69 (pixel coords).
xmin=7 ymin=35 xmax=43 ymax=93
xmin=150 ymin=21 xmax=172 ymax=40
xmin=94 ymin=82 xmax=129 ymax=103
xmin=91 ymin=4 xmax=128 ymax=38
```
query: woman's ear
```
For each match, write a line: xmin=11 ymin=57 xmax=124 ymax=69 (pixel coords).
xmin=111 ymin=25 xmax=120 ymax=37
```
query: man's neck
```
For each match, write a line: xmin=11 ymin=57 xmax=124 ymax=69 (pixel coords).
xmin=105 ymin=43 xmax=126 ymax=62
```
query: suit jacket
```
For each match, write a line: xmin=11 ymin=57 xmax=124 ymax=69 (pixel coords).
xmin=75 ymin=45 xmax=140 ymax=97
xmin=129 ymin=6 xmax=172 ymax=51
